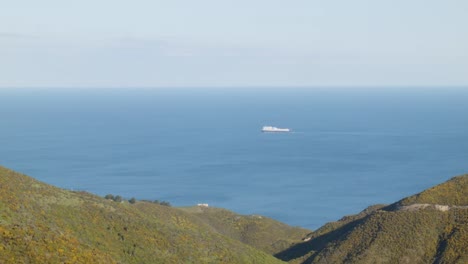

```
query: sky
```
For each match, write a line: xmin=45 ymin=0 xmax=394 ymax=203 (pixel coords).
xmin=1 ymin=0 xmax=467 ymax=88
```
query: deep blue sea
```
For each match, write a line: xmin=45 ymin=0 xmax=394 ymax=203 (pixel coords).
xmin=1 ymin=87 xmax=467 ymax=229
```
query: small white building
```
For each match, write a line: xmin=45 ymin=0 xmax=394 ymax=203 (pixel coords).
xmin=197 ymin=203 xmax=209 ymax=207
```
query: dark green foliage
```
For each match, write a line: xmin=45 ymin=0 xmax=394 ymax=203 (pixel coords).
xmin=113 ymin=195 xmax=123 ymax=203
xmin=147 ymin=200 xmax=171 ymax=206
xmin=135 ymin=199 xmax=171 ymax=206
xmin=105 ymin=195 xmax=140 ymax=204
xmin=104 ymin=194 xmax=114 ymax=200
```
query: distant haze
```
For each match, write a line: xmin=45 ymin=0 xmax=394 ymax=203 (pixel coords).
xmin=1 ymin=0 xmax=467 ymax=88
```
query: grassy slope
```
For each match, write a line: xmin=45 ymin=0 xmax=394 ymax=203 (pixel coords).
xmin=2 ymin=165 xmax=465 ymax=264
xmin=276 ymin=175 xmax=468 ymax=264
xmin=180 ymin=206 xmax=310 ymax=255
xmin=396 ymin=174 xmax=468 ymax=206
xmin=0 ymin=166 xmax=286 ymax=263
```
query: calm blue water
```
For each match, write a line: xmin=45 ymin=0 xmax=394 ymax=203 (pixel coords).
xmin=1 ymin=87 xmax=467 ymax=229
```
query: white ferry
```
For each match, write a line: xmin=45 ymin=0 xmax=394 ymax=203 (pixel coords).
xmin=261 ymin=126 xmax=291 ymax=132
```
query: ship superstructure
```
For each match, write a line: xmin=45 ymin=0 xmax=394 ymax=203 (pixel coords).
xmin=261 ymin=126 xmax=291 ymax=132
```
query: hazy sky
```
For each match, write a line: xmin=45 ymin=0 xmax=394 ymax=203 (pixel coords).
xmin=1 ymin=0 xmax=467 ymax=88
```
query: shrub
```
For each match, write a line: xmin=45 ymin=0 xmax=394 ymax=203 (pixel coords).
xmin=160 ymin=201 xmax=171 ymax=207
xmin=113 ymin=195 xmax=123 ymax=203
xmin=104 ymin=194 xmax=114 ymax=200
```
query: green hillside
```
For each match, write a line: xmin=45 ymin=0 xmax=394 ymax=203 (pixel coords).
xmin=396 ymin=174 xmax=468 ymax=207
xmin=1 ymin=165 xmax=467 ymax=264
xmin=180 ymin=206 xmax=310 ymax=255
xmin=276 ymin=175 xmax=468 ymax=264
xmin=0 ymin=166 xmax=293 ymax=263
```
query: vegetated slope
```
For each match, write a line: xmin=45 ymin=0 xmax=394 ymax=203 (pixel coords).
xmin=395 ymin=175 xmax=467 ymax=207
xmin=276 ymin=175 xmax=468 ymax=264
xmin=180 ymin=206 xmax=310 ymax=255
xmin=0 ymin=166 xmax=286 ymax=264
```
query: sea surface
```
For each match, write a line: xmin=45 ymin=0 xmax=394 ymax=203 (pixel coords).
xmin=1 ymin=87 xmax=467 ymax=229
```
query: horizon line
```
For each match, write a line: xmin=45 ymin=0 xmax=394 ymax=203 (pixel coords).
xmin=1 ymin=85 xmax=467 ymax=90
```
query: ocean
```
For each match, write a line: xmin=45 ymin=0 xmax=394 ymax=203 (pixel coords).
xmin=1 ymin=87 xmax=467 ymax=229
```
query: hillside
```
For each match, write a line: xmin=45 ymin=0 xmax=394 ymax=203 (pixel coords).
xmin=275 ymin=175 xmax=468 ymax=264
xmin=1 ymin=165 xmax=467 ymax=264
xmin=0 ymin=166 xmax=301 ymax=263
xmin=180 ymin=206 xmax=310 ymax=255
xmin=394 ymin=175 xmax=468 ymax=207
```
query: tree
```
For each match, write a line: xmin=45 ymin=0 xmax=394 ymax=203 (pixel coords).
xmin=128 ymin=197 xmax=136 ymax=204
xmin=113 ymin=195 xmax=123 ymax=203
xmin=160 ymin=201 xmax=171 ymax=207
xmin=105 ymin=194 xmax=114 ymax=200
